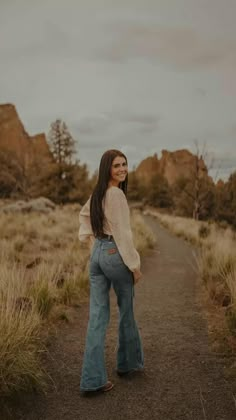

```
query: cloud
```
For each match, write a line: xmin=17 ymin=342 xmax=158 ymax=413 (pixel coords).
xmin=98 ymin=22 xmax=236 ymax=71
xmin=1 ymin=0 xmax=236 ymax=179
xmin=115 ymin=110 xmax=159 ymax=125
xmin=230 ymin=124 xmax=236 ymax=135
xmin=195 ymin=87 xmax=207 ymax=97
xmin=71 ymin=115 xmax=111 ymax=136
xmin=213 ymin=154 xmax=236 ymax=170
xmin=69 ymin=110 xmax=159 ymax=138
xmin=207 ymin=149 xmax=236 ymax=180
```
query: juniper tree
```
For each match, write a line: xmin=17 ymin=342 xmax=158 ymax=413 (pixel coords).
xmin=47 ymin=119 xmax=91 ymax=203
xmin=48 ymin=119 xmax=76 ymax=168
xmin=173 ymin=141 xmax=215 ymax=220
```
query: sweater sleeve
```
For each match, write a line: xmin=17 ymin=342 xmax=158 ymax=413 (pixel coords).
xmin=104 ymin=187 xmax=140 ymax=272
xmin=78 ymin=196 xmax=95 ymax=244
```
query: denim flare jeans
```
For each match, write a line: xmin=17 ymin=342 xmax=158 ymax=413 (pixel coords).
xmin=80 ymin=237 xmax=144 ymax=391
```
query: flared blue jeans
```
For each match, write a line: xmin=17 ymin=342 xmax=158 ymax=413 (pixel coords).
xmin=80 ymin=237 xmax=144 ymax=391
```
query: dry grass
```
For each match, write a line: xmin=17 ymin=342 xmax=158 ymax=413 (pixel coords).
xmin=145 ymin=208 xmax=236 ymax=337
xmin=131 ymin=210 xmax=156 ymax=255
xmin=0 ymin=263 xmax=44 ymax=395
xmin=0 ymin=204 xmax=88 ymax=396
xmin=0 ymin=203 xmax=154 ymax=396
xmin=144 ymin=209 xmax=207 ymax=245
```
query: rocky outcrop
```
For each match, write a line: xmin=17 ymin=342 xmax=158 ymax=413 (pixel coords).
xmin=0 ymin=103 xmax=51 ymax=169
xmin=216 ymin=179 xmax=225 ymax=189
xmin=159 ymin=149 xmax=208 ymax=185
xmin=136 ymin=149 xmax=210 ymax=185
xmin=135 ymin=153 xmax=160 ymax=183
xmin=1 ymin=197 xmax=56 ymax=214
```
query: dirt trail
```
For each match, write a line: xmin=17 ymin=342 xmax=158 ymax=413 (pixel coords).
xmin=3 ymin=215 xmax=236 ymax=420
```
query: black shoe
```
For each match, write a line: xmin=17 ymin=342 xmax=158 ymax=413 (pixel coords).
xmin=116 ymin=369 xmax=135 ymax=376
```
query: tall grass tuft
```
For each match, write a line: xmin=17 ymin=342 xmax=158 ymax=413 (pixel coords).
xmin=30 ymin=263 xmax=63 ymax=318
xmin=131 ymin=211 xmax=156 ymax=255
xmin=0 ymin=263 xmax=45 ymax=395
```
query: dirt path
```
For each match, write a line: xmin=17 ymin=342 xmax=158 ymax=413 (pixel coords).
xmin=4 ymin=215 xmax=236 ymax=420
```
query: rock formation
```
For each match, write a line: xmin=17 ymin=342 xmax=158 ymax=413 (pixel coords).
xmin=135 ymin=153 xmax=160 ymax=183
xmin=136 ymin=149 xmax=210 ymax=185
xmin=216 ymin=179 xmax=225 ymax=189
xmin=0 ymin=103 xmax=51 ymax=169
xmin=1 ymin=197 xmax=56 ymax=214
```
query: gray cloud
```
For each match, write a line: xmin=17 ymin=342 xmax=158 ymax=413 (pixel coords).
xmin=230 ymin=124 xmax=236 ymax=135
xmin=114 ymin=110 xmax=159 ymax=125
xmin=69 ymin=111 xmax=159 ymax=138
xmin=213 ymin=153 xmax=236 ymax=169
xmin=207 ymin=149 xmax=236 ymax=181
xmin=97 ymin=23 xmax=236 ymax=70
xmin=0 ymin=0 xmax=236 ymax=181
xmin=195 ymin=88 xmax=208 ymax=97
xmin=71 ymin=115 xmax=111 ymax=136
xmin=4 ymin=6 xmax=236 ymax=73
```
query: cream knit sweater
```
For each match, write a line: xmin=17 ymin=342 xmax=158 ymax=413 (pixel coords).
xmin=78 ymin=186 xmax=140 ymax=272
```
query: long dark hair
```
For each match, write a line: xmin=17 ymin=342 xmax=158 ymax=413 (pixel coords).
xmin=90 ymin=149 xmax=128 ymax=238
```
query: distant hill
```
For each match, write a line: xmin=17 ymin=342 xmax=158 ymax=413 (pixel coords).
xmin=136 ymin=149 xmax=212 ymax=185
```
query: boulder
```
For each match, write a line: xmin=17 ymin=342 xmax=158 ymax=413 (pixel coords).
xmin=1 ymin=197 xmax=56 ymax=214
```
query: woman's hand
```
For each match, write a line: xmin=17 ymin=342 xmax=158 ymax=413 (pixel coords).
xmin=133 ymin=269 xmax=142 ymax=285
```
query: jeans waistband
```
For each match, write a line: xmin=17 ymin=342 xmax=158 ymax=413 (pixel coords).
xmin=96 ymin=235 xmax=114 ymax=242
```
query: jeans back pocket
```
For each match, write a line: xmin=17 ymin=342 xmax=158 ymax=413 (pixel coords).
xmin=107 ymin=249 xmax=124 ymax=267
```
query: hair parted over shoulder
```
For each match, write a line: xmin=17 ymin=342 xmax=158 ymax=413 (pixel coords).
xmin=90 ymin=149 xmax=128 ymax=238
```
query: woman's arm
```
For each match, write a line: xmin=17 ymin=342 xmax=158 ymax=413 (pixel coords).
xmin=78 ymin=196 xmax=95 ymax=247
xmin=104 ymin=187 xmax=141 ymax=273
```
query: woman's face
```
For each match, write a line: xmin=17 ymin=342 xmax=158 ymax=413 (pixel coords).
xmin=109 ymin=156 xmax=128 ymax=186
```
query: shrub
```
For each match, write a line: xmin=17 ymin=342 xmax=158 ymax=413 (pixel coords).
xmin=199 ymin=224 xmax=210 ymax=239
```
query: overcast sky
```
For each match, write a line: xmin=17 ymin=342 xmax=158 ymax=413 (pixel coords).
xmin=1 ymin=0 xmax=236 ymax=179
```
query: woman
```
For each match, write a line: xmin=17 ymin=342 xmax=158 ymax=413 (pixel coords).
xmin=78 ymin=149 xmax=144 ymax=393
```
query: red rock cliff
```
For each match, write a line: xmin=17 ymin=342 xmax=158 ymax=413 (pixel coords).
xmin=0 ymin=103 xmax=51 ymax=168
xmin=136 ymin=149 xmax=210 ymax=185
xmin=135 ymin=153 xmax=160 ymax=183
